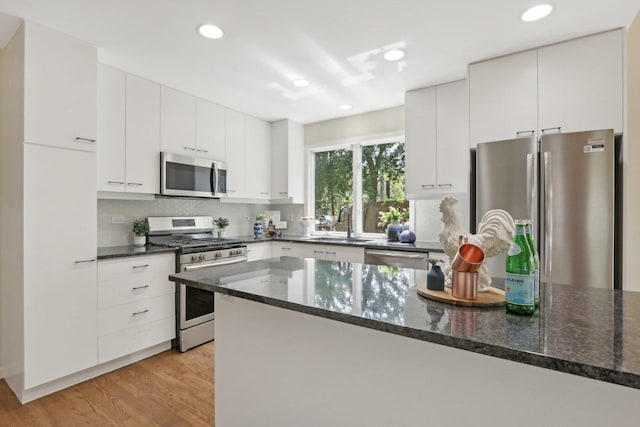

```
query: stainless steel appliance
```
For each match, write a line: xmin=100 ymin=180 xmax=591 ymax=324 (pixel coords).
xmin=148 ymin=216 xmax=247 ymax=351
xmin=475 ymin=129 xmax=615 ymax=289
xmin=364 ymin=249 xmax=429 ymax=269
xmin=160 ymin=152 xmax=227 ymax=198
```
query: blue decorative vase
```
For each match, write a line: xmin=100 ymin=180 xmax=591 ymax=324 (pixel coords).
xmin=253 ymin=222 xmax=264 ymax=238
xmin=399 ymin=223 xmax=416 ymax=243
xmin=386 ymin=220 xmax=403 ymax=242
xmin=427 ymin=265 xmax=445 ymax=291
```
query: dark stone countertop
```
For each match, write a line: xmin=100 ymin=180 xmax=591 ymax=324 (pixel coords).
xmin=97 ymin=236 xmax=441 ymax=260
xmin=169 ymin=256 xmax=640 ymax=390
xmin=97 ymin=245 xmax=177 ymax=259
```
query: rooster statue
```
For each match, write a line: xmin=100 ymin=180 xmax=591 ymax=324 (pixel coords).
xmin=438 ymin=197 xmax=515 ymax=291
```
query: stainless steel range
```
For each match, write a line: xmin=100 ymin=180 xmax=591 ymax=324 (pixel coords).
xmin=147 ymin=216 xmax=247 ymax=352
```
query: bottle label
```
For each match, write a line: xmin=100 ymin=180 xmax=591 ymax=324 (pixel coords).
xmin=505 ymin=273 xmax=534 ymax=306
xmin=507 ymin=241 xmax=521 ymax=256
xmin=534 ymin=270 xmax=539 ymax=300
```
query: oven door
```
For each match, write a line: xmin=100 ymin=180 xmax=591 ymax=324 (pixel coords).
xmin=161 ymin=152 xmax=216 ymax=198
xmin=179 ymin=256 xmax=247 ymax=329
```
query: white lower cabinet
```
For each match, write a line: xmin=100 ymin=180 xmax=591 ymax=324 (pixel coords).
xmin=247 ymin=242 xmax=273 ymax=262
xmin=97 ymin=253 xmax=176 ymax=364
xmin=272 ymin=242 xmax=364 ymax=263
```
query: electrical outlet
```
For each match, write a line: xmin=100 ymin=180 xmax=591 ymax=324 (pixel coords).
xmin=288 ymin=214 xmax=293 ymax=221
xmin=243 ymin=215 xmax=250 ymax=221
xmin=111 ymin=216 xmax=125 ymax=224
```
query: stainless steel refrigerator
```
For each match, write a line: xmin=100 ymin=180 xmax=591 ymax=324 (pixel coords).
xmin=475 ymin=129 xmax=615 ymax=289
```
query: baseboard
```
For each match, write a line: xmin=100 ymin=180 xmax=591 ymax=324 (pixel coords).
xmin=18 ymin=341 xmax=171 ymax=404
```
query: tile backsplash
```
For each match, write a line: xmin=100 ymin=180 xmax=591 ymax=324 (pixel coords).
xmin=97 ymin=198 xmax=304 ymax=247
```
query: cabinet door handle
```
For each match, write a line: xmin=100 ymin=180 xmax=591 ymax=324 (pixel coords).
xmin=107 ymin=181 xmax=125 ymax=185
xmin=279 ymin=192 xmax=288 ymax=195
xmin=127 ymin=182 xmax=143 ymax=186
xmin=516 ymin=130 xmax=535 ymax=136
xmin=132 ymin=285 xmax=150 ymax=290
xmin=132 ymin=264 xmax=149 ymax=269
xmin=260 ymin=192 xmax=269 ymax=195
xmin=281 ymin=247 xmax=291 ymax=251
xmin=183 ymin=146 xmax=196 ymax=151
xmin=313 ymin=250 xmax=324 ymax=254
xmin=541 ymin=127 xmax=562 ymax=133
xmin=228 ymin=189 xmax=236 ymax=193
xmin=75 ymin=259 xmax=96 ymax=264
xmin=325 ymin=251 xmax=336 ymax=255
xmin=438 ymin=184 xmax=453 ymax=188
xmin=196 ymin=149 xmax=209 ymax=153
xmin=132 ymin=309 xmax=149 ymax=316
xmin=75 ymin=137 xmax=96 ymax=143
xmin=421 ymin=184 xmax=435 ymax=189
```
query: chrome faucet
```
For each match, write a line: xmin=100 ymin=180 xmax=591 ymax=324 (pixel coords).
xmin=337 ymin=205 xmax=352 ymax=239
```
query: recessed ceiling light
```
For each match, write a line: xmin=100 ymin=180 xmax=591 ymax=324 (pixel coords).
xmin=384 ymin=49 xmax=405 ymax=61
xmin=292 ymin=79 xmax=310 ymax=88
xmin=521 ymin=4 xmax=553 ymax=22
xmin=197 ymin=24 xmax=224 ymax=39
xmin=338 ymin=104 xmax=353 ymax=111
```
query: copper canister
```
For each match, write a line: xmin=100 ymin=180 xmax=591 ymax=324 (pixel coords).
xmin=450 ymin=243 xmax=485 ymax=273
xmin=452 ymin=271 xmax=478 ymax=300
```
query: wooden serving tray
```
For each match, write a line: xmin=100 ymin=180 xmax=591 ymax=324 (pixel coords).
xmin=416 ymin=282 xmax=505 ymax=307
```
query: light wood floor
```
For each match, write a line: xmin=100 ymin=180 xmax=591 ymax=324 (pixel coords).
xmin=0 ymin=342 xmax=214 ymax=426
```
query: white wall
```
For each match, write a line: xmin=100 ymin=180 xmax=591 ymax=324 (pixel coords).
xmin=624 ymin=12 xmax=640 ymax=291
xmin=304 ymin=105 xmax=404 ymax=146
xmin=97 ymin=199 xmax=304 ymax=246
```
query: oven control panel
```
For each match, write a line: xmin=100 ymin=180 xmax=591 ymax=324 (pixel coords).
xmin=180 ymin=247 xmax=247 ymax=265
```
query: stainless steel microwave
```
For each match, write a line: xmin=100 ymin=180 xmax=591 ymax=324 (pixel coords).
xmin=160 ymin=152 xmax=227 ymax=198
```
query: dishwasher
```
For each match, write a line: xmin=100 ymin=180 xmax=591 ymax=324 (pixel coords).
xmin=364 ymin=249 xmax=430 ymax=269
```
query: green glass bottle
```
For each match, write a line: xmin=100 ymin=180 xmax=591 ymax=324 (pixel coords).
xmin=524 ymin=219 xmax=540 ymax=308
xmin=505 ymin=220 xmax=536 ymax=315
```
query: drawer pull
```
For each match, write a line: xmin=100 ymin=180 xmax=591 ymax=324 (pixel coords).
xmin=75 ymin=259 xmax=96 ymax=264
xmin=516 ymin=130 xmax=535 ymax=136
xmin=75 ymin=137 xmax=96 ymax=143
xmin=281 ymin=247 xmax=291 ymax=251
xmin=107 ymin=180 xmax=125 ymax=185
xmin=132 ymin=285 xmax=150 ymax=291
xmin=438 ymin=184 xmax=453 ymax=188
xmin=279 ymin=192 xmax=288 ymax=195
xmin=421 ymin=184 xmax=435 ymax=189
xmin=196 ymin=149 xmax=209 ymax=153
xmin=133 ymin=309 xmax=149 ymax=316
xmin=313 ymin=250 xmax=324 ymax=254
xmin=127 ymin=182 xmax=143 ymax=186
xmin=132 ymin=264 xmax=149 ymax=269
xmin=325 ymin=251 xmax=336 ymax=255
xmin=183 ymin=146 xmax=196 ymax=151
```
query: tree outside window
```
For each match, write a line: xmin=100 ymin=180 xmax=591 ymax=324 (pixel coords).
xmin=312 ymin=140 xmax=407 ymax=235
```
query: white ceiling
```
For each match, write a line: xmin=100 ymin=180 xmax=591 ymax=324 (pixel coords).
xmin=0 ymin=0 xmax=639 ymax=124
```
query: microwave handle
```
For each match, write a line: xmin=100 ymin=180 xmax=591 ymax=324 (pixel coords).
xmin=211 ymin=162 xmax=217 ymax=195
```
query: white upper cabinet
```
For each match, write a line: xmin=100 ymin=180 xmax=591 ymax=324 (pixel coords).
xmin=469 ymin=29 xmax=623 ymax=145
xmin=24 ymin=22 xmax=97 ymax=151
xmin=97 ymin=67 xmax=160 ymax=194
xmin=225 ymin=109 xmax=246 ymax=197
xmin=97 ymin=64 xmax=126 ymax=191
xmin=405 ymin=86 xmax=437 ymax=197
xmin=196 ymin=98 xmax=226 ymax=160
xmin=436 ymin=80 xmax=469 ymax=194
xmin=161 ymin=86 xmax=196 ymax=155
xmin=469 ymin=49 xmax=538 ymax=146
xmin=271 ymin=119 xmax=304 ymax=203
xmin=538 ymin=29 xmax=623 ymax=134
xmin=245 ymin=115 xmax=271 ymax=199
xmin=405 ymin=81 xmax=468 ymax=199
xmin=125 ymin=74 xmax=161 ymax=194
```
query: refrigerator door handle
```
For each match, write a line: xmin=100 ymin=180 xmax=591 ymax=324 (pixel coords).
xmin=526 ymin=153 xmax=535 ymax=229
xmin=542 ymin=152 xmax=552 ymax=276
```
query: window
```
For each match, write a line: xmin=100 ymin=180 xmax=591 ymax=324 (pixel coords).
xmin=309 ymin=138 xmax=407 ymax=236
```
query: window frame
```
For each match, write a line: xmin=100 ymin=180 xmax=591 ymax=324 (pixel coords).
xmin=306 ymin=133 xmax=408 ymax=239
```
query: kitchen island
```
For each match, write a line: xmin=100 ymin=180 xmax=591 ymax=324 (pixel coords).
xmin=170 ymin=257 xmax=640 ymax=427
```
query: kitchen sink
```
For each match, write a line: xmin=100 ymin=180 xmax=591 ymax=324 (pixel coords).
xmin=302 ymin=236 xmax=374 ymax=244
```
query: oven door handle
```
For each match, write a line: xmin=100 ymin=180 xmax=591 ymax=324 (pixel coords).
xmin=183 ymin=256 xmax=248 ymax=271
